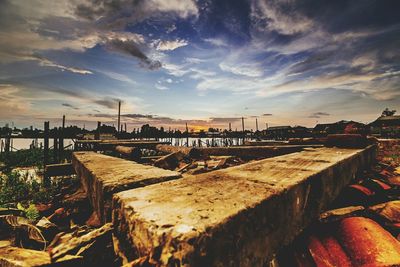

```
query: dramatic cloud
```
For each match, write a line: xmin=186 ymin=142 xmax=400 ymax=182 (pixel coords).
xmin=1 ymin=0 xmax=399 ymax=128
xmin=251 ymin=0 xmax=313 ymax=35
xmin=105 ymin=39 xmax=162 ymax=70
xmin=155 ymin=39 xmax=189 ymax=51
xmin=74 ymin=0 xmax=198 ymax=24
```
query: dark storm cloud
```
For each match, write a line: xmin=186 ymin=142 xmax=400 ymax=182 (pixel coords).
xmin=298 ymin=0 xmax=400 ymax=34
xmin=253 ymin=0 xmax=400 ymax=35
xmin=105 ymin=39 xmax=162 ymax=70
xmin=74 ymin=0 xmax=198 ymax=29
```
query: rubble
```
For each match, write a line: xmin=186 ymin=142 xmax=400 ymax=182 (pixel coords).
xmin=115 ymin=146 xmax=142 ymax=161
xmin=48 ymin=223 xmax=113 ymax=264
xmin=277 ymin=139 xmax=400 ymax=266
xmin=0 ymin=246 xmax=82 ymax=267
xmin=325 ymin=134 xmax=370 ymax=148
xmin=155 ymin=145 xmax=202 ymax=158
xmin=369 ymin=200 xmax=400 ymax=223
xmin=153 ymin=151 xmax=185 ymax=170
xmin=319 ymin=206 xmax=365 ymax=223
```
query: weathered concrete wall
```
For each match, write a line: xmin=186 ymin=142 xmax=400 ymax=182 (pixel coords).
xmin=72 ymin=152 xmax=181 ymax=223
xmin=112 ymin=145 xmax=376 ymax=266
xmin=197 ymin=145 xmax=322 ymax=158
xmin=155 ymin=145 xmax=323 ymax=159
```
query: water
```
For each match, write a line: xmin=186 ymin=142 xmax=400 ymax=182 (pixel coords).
xmin=159 ymin=137 xmax=245 ymax=147
xmin=0 ymin=138 xmax=75 ymax=151
xmin=0 ymin=137 xmax=247 ymax=151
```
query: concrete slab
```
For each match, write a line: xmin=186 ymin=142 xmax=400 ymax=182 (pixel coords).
xmin=72 ymin=152 xmax=182 ymax=223
xmin=75 ymin=140 xmax=170 ymax=150
xmin=112 ymin=145 xmax=376 ymax=266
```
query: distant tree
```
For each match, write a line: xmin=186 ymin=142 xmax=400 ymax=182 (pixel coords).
xmin=382 ymin=108 xmax=396 ymax=117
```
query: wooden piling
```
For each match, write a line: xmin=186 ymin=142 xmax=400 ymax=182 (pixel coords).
xmin=59 ymin=115 xmax=65 ymax=161
xmin=43 ymin=121 xmax=50 ymax=186
xmin=95 ymin=121 xmax=101 ymax=140
xmin=53 ymin=128 xmax=58 ymax=164
xmin=4 ymin=136 xmax=10 ymax=154
xmin=185 ymin=122 xmax=189 ymax=147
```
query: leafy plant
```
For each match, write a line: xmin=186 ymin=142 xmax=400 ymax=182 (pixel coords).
xmin=0 ymin=172 xmax=59 ymax=206
xmin=17 ymin=203 xmax=40 ymax=222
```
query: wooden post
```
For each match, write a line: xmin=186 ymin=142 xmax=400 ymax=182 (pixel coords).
xmin=95 ymin=121 xmax=101 ymax=140
xmin=43 ymin=121 xmax=49 ymax=186
xmin=117 ymin=101 xmax=121 ymax=135
xmin=185 ymin=123 xmax=189 ymax=147
xmin=53 ymin=128 xmax=58 ymax=164
xmin=256 ymin=118 xmax=259 ymax=132
xmin=124 ymin=123 xmax=127 ymax=133
xmin=4 ymin=136 xmax=10 ymax=153
xmin=59 ymin=115 xmax=65 ymax=161
xmin=241 ymin=117 xmax=245 ymax=145
xmin=229 ymin=122 xmax=231 ymax=131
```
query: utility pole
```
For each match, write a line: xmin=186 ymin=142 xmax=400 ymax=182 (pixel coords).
xmin=241 ymin=117 xmax=245 ymax=145
xmin=117 ymin=101 xmax=121 ymax=135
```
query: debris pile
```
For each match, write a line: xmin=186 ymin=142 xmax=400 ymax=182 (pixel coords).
xmin=277 ymin=142 xmax=400 ymax=266
xmin=0 ymin=175 xmax=121 ymax=266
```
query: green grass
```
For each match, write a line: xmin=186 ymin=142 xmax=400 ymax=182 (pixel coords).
xmin=0 ymin=171 xmax=60 ymax=207
xmin=0 ymin=148 xmax=72 ymax=172
xmin=0 ymin=148 xmax=44 ymax=172
xmin=0 ymin=149 xmax=74 ymax=208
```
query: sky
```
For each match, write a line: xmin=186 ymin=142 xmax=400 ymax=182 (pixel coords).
xmin=0 ymin=0 xmax=399 ymax=131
